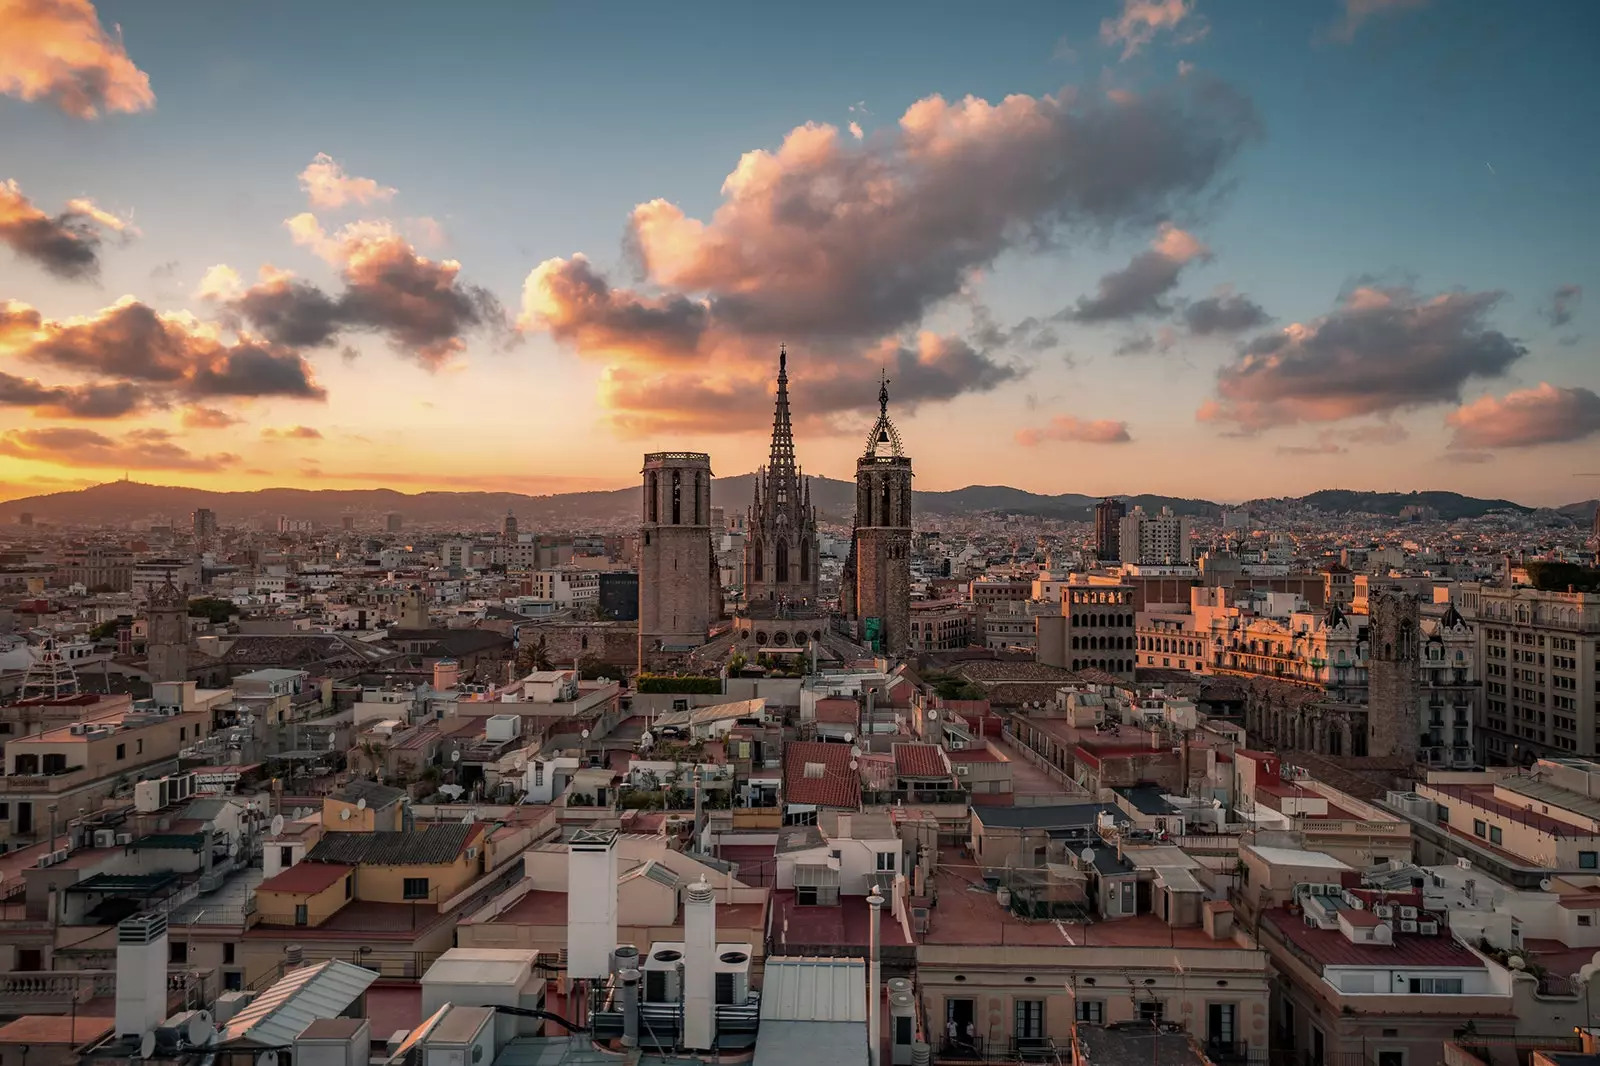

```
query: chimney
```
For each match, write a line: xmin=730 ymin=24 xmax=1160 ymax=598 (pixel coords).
xmin=115 ymin=914 xmax=169 ymax=1039
xmin=682 ymin=878 xmax=717 ymax=1050
xmin=567 ymin=828 xmax=619 ymax=979
xmin=619 ymin=968 xmax=641 ymax=1048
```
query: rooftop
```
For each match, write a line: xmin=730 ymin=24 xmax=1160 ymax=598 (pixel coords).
xmin=258 ymin=862 xmax=353 ymax=895
xmin=1262 ymin=908 xmax=1485 ymax=968
xmin=305 ymin=822 xmax=483 ymax=865
xmin=1074 ymin=1024 xmax=1210 ymax=1066
xmin=783 ymin=741 xmax=861 ymax=810
xmin=333 ymin=779 xmax=407 ymax=808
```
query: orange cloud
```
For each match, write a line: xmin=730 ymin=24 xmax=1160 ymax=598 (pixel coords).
xmin=1100 ymin=0 xmax=1206 ymax=60
xmin=1447 ymin=383 xmax=1600 ymax=449
xmin=298 ymin=153 xmax=396 ymax=210
xmin=1016 ymin=415 xmax=1132 ymax=446
xmin=261 ymin=425 xmax=323 ymax=440
xmin=181 ymin=406 xmax=242 ymax=429
xmin=0 ymin=0 xmax=155 ymax=118
xmin=0 ymin=426 xmax=238 ymax=470
xmin=0 ymin=179 xmax=131 ymax=279
xmin=523 ymin=80 xmax=1255 ymax=435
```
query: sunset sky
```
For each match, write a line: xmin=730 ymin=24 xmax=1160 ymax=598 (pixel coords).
xmin=1 ymin=0 xmax=1597 ymax=506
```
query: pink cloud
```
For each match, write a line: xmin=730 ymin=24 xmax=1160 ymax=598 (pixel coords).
xmin=0 ymin=0 xmax=154 ymax=118
xmin=298 ymin=153 xmax=397 ymax=210
xmin=1016 ymin=415 xmax=1132 ymax=446
xmin=1447 ymin=383 xmax=1600 ymax=449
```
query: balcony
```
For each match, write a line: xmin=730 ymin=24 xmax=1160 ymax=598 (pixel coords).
xmin=0 ymin=966 xmax=210 ymax=1015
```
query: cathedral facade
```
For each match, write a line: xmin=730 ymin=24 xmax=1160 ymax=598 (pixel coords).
xmin=743 ymin=346 xmax=821 ymax=609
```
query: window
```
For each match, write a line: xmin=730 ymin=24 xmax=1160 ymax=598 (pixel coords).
xmin=137 ymin=739 xmax=143 ymax=754
xmin=1208 ymin=1003 xmax=1236 ymax=1048
xmin=1473 ymin=819 xmax=1487 ymax=838
xmin=224 ymin=971 xmax=244 ymax=992
xmin=1138 ymin=1000 xmax=1165 ymax=1022
xmin=403 ymin=877 xmax=430 ymax=900
xmin=1489 ymin=826 xmax=1502 ymax=845
xmin=16 ymin=949 xmax=43 ymax=972
xmin=797 ymin=886 xmax=818 ymax=906
xmin=1014 ymin=999 xmax=1044 ymax=1042
xmin=294 ymin=904 xmax=308 ymax=926
xmin=1377 ymin=1052 xmax=1405 ymax=1066
xmin=533 ymin=763 xmax=545 ymax=787
xmin=1581 ymin=852 xmax=1598 ymax=870
xmin=1075 ymin=1000 xmax=1104 ymax=1024
xmin=223 ymin=943 xmax=235 ymax=964
xmin=170 ymin=941 xmax=188 ymax=963
xmin=1407 ymin=978 xmax=1463 ymax=994
xmin=280 ymin=846 xmax=294 ymax=867
xmin=345 ymin=875 xmax=354 ymax=899
xmin=1580 ymin=915 xmax=1593 ymax=927
xmin=116 ymin=743 xmax=125 ymax=760
xmin=876 ymin=851 xmax=896 ymax=872
xmin=0 ymin=803 xmax=8 ymax=819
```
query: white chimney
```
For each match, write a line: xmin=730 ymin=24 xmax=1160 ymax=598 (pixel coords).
xmin=682 ymin=878 xmax=717 ymax=1050
xmin=566 ymin=828 xmax=619 ymax=979
xmin=115 ymin=913 xmax=170 ymax=1038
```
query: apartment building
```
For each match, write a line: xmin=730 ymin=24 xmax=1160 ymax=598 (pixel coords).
xmin=0 ymin=682 xmax=227 ymax=845
xmin=529 ymin=568 xmax=600 ymax=609
xmin=1118 ymin=505 xmax=1192 ymax=565
xmin=908 ymin=600 xmax=972 ymax=653
xmin=1036 ymin=580 xmax=1136 ymax=678
xmin=59 ymin=546 xmax=133 ymax=592
xmin=1459 ymin=581 xmax=1600 ymax=764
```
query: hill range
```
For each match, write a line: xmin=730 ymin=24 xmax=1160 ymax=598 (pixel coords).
xmin=0 ymin=479 xmax=1592 ymax=530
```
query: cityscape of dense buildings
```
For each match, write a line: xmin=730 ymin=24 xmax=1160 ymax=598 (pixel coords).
xmin=0 ymin=342 xmax=1593 ymax=1066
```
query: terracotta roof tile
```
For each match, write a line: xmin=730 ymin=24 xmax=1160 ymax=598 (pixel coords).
xmin=783 ymin=741 xmax=860 ymax=810
xmin=892 ymin=742 xmax=950 ymax=779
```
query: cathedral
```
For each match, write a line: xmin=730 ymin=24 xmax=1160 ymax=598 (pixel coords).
xmin=743 ymin=346 xmax=820 ymax=609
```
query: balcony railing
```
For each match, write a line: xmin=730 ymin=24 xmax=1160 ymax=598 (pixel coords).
xmin=0 ymin=967 xmax=210 ymax=1012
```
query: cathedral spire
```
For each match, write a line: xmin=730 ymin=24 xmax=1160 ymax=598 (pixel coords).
xmin=769 ymin=345 xmax=796 ymax=474
xmin=865 ymin=369 xmax=904 ymax=457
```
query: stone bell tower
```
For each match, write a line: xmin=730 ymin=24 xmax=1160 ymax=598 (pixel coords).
xmin=844 ymin=374 xmax=913 ymax=656
xmin=638 ymin=451 xmax=717 ymax=667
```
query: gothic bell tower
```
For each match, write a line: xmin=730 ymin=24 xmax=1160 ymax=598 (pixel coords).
xmin=846 ymin=374 xmax=913 ymax=656
xmin=146 ymin=572 xmax=190 ymax=683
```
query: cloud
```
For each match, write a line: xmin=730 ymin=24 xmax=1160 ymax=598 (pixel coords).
xmin=1182 ymin=290 xmax=1271 ymax=334
xmin=1114 ymin=327 xmax=1176 ymax=356
xmin=181 ymin=406 xmax=242 ymax=429
xmin=218 ymin=218 xmax=503 ymax=368
xmin=1016 ymin=414 xmax=1132 ymax=446
xmin=1544 ymin=284 xmax=1582 ymax=328
xmin=15 ymin=296 xmax=327 ymax=402
xmin=0 ymin=371 xmax=142 ymax=418
xmin=0 ymin=179 xmax=131 ymax=279
xmin=1273 ymin=423 xmax=1408 ymax=456
xmin=524 ymin=79 xmax=1256 ymax=432
xmin=0 ymin=0 xmax=155 ymax=118
xmin=848 ymin=121 xmax=864 ymax=140
xmin=1446 ymin=383 xmax=1600 ymax=449
xmin=298 ymin=153 xmax=396 ymax=210
xmin=1066 ymin=223 xmax=1208 ymax=322
xmin=1328 ymin=0 xmax=1428 ymax=42
xmin=1100 ymin=0 xmax=1206 ymax=60
xmin=1199 ymin=285 xmax=1524 ymax=430
xmin=261 ymin=424 xmax=323 ymax=440
xmin=1441 ymin=450 xmax=1493 ymax=465
xmin=0 ymin=426 xmax=238 ymax=470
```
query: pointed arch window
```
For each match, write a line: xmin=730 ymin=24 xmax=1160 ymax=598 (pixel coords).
xmin=671 ymin=470 xmax=682 ymax=525
xmin=800 ymin=542 xmax=810 ymax=582
xmin=881 ymin=479 xmax=892 ymax=527
xmin=753 ymin=538 xmax=764 ymax=581
xmin=776 ymin=539 xmax=789 ymax=583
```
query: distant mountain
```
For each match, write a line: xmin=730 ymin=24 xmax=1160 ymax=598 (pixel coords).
xmin=0 ymin=479 xmax=1576 ymax=530
xmin=1261 ymin=489 xmax=1536 ymax=521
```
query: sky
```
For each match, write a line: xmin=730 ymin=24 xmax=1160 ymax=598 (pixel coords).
xmin=1 ymin=0 xmax=1598 ymax=507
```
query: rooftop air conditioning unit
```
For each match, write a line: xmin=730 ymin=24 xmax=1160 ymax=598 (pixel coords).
xmin=116 ymin=833 xmax=133 ymax=845
xmin=1400 ymin=920 xmax=1418 ymax=933
xmin=643 ymin=943 xmax=685 ymax=1004
xmin=1400 ymin=906 xmax=1418 ymax=919
xmin=52 ymin=849 xmax=68 ymax=864
xmin=1420 ymin=922 xmax=1438 ymax=935
xmin=714 ymin=944 xmax=754 ymax=1006
xmin=1374 ymin=905 xmax=1392 ymax=918
xmin=94 ymin=829 xmax=116 ymax=848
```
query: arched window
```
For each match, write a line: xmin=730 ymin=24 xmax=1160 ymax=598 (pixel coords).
xmin=776 ymin=539 xmax=789 ymax=582
xmin=753 ymin=538 xmax=764 ymax=581
xmin=671 ymin=470 xmax=682 ymax=525
xmin=646 ymin=472 xmax=658 ymax=522
xmin=800 ymin=543 xmax=810 ymax=582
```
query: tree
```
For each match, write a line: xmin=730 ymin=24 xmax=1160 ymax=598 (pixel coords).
xmin=89 ymin=617 xmax=125 ymax=641
xmin=187 ymin=597 xmax=236 ymax=623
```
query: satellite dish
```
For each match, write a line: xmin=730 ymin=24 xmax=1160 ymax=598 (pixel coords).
xmin=640 ymin=731 xmax=654 ymax=748
xmin=844 ymin=731 xmax=855 ymax=743
xmin=849 ymin=759 xmax=859 ymax=771
xmin=451 ymin=750 xmax=461 ymax=762
xmin=1508 ymin=955 xmax=1526 ymax=971
xmin=139 ymin=1032 xmax=156 ymax=1060
xmin=927 ymin=710 xmax=938 ymax=720
xmin=270 ymin=815 xmax=285 ymax=836
xmin=1080 ymin=848 xmax=1096 ymax=864
xmin=356 ymin=797 xmax=367 ymax=810
xmin=1540 ymin=878 xmax=1554 ymax=891
xmin=259 ymin=1051 xmax=280 ymax=1066
xmin=581 ymin=728 xmax=591 ymax=740
xmin=339 ymin=808 xmax=351 ymax=821
xmin=850 ymin=745 xmax=862 ymax=759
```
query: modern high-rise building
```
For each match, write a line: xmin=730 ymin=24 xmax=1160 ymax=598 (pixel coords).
xmin=842 ymin=376 xmax=912 ymax=655
xmin=744 ymin=347 xmax=819 ymax=607
xmin=1118 ymin=505 xmax=1192 ymax=564
xmin=503 ymin=509 xmax=518 ymax=540
xmin=638 ymin=451 xmax=718 ymax=665
xmin=191 ymin=507 xmax=217 ymax=539
xmin=1093 ymin=497 xmax=1125 ymax=561
xmin=386 ymin=512 xmax=403 ymax=532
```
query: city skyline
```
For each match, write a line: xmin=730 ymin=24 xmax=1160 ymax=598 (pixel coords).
xmin=2 ymin=0 xmax=1598 ymax=506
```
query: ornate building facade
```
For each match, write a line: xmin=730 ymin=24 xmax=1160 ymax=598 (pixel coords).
xmin=146 ymin=573 xmax=190 ymax=683
xmin=743 ymin=347 xmax=820 ymax=608
xmin=841 ymin=377 xmax=913 ymax=655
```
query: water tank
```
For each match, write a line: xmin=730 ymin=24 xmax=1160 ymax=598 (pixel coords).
xmin=912 ymin=1041 xmax=931 ymax=1066
xmin=433 ymin=658 xmax=461 ymax=692
xmin=612 ymin=945 xmax=641 ymax=975
xmin=887 ymin=977 xmax=913 ymax=996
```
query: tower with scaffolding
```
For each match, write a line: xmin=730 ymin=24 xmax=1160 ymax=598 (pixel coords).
xmin=20 ymin=636 xmax=80 ymax=700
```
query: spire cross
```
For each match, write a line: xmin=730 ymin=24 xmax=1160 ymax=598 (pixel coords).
xmin=878 ymin=369 xmax=890 ymax=417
